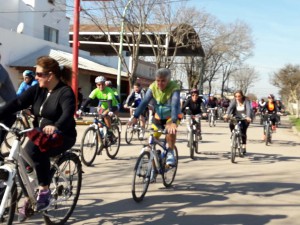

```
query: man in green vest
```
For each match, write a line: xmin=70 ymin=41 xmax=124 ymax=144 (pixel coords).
xmin=130 ymin=68 xmax=181 ymax=166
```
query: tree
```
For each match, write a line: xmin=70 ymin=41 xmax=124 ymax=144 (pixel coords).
xmin=271 ymin=64 xmax=300 ymax=116
xmin=231 ymin=65 xmax=260 ymax=94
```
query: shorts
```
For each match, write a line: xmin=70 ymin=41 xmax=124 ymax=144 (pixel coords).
xmin=151 ymin=117 xmax=180 ymax=139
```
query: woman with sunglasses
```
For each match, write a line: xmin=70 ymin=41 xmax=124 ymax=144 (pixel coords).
xmin=181 ymin=88 xmax=206 ymax=140
xmin=224 ymin=90 xmax=252 ymax=155
xmin=0 ymin=56 xmax=76 ymax=221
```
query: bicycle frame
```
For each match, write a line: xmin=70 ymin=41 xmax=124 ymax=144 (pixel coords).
xmin=0 ymin=124 xmax=37 ymax=218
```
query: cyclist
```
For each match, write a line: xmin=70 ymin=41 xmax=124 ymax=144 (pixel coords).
xmin=78 ymin=76 xmax=119 ymax=142
xmin=16 ymin=70 xmax=38 ymax=96
xmin=0 ymin=56 xmax=76 ymax=221
xmin=206 ymin=94 xmax=218 ymax=120
xmin=275 ymin=98 xmax=285 ymax=125
xmin=124 ymin=82 xmax=146 ymax=138
xmin=0 ymin=62 xmax=17 ymax=158
xmin=224 ymin=90 xmax=252 ymax=155
xmin=129 ymin=68 xmax=181 ymax=166
xmin=181 ymin=88 xmax=206 ymax=140
xmin=258 ymin=98 xmax=266 ymax=113
xmin=262 ymin=94 xmax=278 ymax=139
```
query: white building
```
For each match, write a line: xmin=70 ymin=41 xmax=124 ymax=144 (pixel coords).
xmin=0 ymin=0 xmax=155 ymax=101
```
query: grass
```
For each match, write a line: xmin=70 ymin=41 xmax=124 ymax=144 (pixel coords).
xmin=289 ymin=116 xmax=300 ymax=131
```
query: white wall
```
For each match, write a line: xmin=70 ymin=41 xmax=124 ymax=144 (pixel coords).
xmin=0 ymin=27 xmax=74 ymax=90
xmin=0 ymin=0 xmax=70 ymax=45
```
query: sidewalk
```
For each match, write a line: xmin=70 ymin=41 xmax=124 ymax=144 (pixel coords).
xmin=75 ymin=111 xmax=130 ymax=125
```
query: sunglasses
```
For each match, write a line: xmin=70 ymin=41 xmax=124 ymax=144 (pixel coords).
xmin=35 ymin=72 xmax=49 ymax=77
xmin=96 ymin=83 xmax=105 ymax=86
xmin=192 ymin=94 xmax=198 ymax=96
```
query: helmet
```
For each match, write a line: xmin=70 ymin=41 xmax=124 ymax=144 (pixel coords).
xmin=95 ymin=76 xmax=106 ymax=84
xmin=268 ymin=94 xmax=275 ymax=99
xmin=105 ymin=80 xmax=112 ymax=86
xmin=190 ymin=88 xmax=199 ymax=95
xmin=23 ymin=70 xmax=34 ymax=78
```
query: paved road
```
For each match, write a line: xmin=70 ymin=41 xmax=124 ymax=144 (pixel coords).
xmin=21 ymin=116 xmax=300 ymax=225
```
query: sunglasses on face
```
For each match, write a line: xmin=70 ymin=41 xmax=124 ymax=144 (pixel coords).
xmin=192 ymin=94 xmax=198 ymax=96
xmin=96 ymin=83 xmax=105 ymax=86
xmin=35 ymin=72 xmax=49 ymax=77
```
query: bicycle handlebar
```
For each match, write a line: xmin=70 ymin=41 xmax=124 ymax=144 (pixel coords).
xmin=0 ymin=122 xmax=34 ymax=135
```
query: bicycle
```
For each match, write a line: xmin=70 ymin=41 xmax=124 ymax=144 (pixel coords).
xmin=185 ymin=113 xmax=202 ymax=159
xmin=229 ymin=116 xmax=246 ymax=163
xmin=125 ymin=107 xmax=147 ymax=144
xmin=263 ymin=114 xmax=273 ymax=146
xmin=131 ymin=129 xmax=178 ymax=202
xmin=80 ymin=112 xmax=120 ymax=166
xmin=0 ymin=123 xmax=82 ymax=224
xmin=207 ymin=108 xmax=216 ymax=127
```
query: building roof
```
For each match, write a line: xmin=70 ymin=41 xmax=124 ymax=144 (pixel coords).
xmin=69 ymin=24 xmax=205 ymax=57
xmin=9 ymin=46 xmax=127 ymax=77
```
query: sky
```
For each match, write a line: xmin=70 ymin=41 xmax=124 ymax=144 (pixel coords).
xmin=187 ymin=0 xmax=300 ymax=98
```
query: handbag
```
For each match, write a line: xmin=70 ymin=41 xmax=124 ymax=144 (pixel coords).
xmin=27 ymin=128 xmax=63 ymax=152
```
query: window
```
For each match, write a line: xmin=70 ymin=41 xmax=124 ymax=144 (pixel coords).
xmin=44 ymin=26 xmax=59 ymax=44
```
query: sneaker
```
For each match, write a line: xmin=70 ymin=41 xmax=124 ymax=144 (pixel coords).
xmin=18 ymin=199 xmax=32 ymax=222
xmin=166 ymin=150 xmax=176 ymax=166
xmin=139 ymin=130 xmax=145 ymax=139
xmin=36 ymin=189 xmax=51 ymax=211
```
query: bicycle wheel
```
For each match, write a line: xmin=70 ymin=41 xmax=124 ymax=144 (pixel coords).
xmin=193 ymin=131 xmax=199 ymax=155
xmin=3 ymin=118 xmax=26 ymax=150
xmin=231 ymin=133 xmax=237 ymax=163
xmin=162 ymin=146 xmax=178 ymax=187
xmin=0 ymin=182 xmax=17 ymax=225
xmin=113 ymin=116 xmax=122 ymax=133
xmin=132 ymin=151 xmax=151 ymax=202
xmin=44 ymin=152 xmax=82 ymax=225
xmin=106 ymin=126 xmax=120 ymax=159
xmin=208 ymin=114 xmax=212 ymax=127
xmin=125 ymin=123 xmax=134 ymax=144
xmin=189 ymin=130 xmax=194 ymax=159
xmin=265 ymin=124 xmax=270 ymax=146
xmin=80 ymin=127 xmax=98 ymax=166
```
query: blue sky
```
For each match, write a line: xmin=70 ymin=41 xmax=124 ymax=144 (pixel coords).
xmin=187 ymin=0 xmax=300 ymax=98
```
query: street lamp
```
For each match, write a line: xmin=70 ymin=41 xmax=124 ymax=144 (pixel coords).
xmin=116 ymin=0 xmax=134 ymax=98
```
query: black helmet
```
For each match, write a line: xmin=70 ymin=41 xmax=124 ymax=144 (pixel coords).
xmin=190 ymin=88 xmax=199 ymax=95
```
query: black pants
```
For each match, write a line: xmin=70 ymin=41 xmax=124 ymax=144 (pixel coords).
xmin=229 ymin=121 xmax=249 ymax=145
xmin=25 ymin=136 xmax=76 ymax=186
xmin=0 ymin=114 xmax=16 ymax=160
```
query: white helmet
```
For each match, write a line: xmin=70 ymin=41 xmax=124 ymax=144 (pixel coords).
xmin=95 ymin=76 xmax=106 ymax=84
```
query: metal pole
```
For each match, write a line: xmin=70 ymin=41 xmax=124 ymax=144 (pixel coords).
xmin=116 ymin=0 xmax=134 ymax=97
xmin=72 ymin=0 xmax=80 ymax=110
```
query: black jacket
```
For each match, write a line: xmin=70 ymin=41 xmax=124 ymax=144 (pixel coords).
xmin=0 ymin=82 xmax=76 ymax=137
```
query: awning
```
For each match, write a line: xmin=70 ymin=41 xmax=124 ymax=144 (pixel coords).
xmin=9 ymin=46 xmax=127 ymax=77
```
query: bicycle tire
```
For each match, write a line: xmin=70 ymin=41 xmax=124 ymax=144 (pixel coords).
xmin=125 ymin=123 xmax=134 ymax=144
xmin=208 ymin=114 xmax=212 ymax=127
xmin=132 ymin=151 xmax=151 ymax=202
xmin=231 ymin=133 xmax=237 ymax=163
xmin=0 ymin=182 xmax=17 ymax=225
xmin=189 ymin=130 xmax=194 ymax=159
xmin=80 ymin=126 xmax=98 ymax=166
xmin=162 ymin=146 xmax=178 ymax=187
xmin=113 ymin=116 xmax=122 ymax=133
xmin=106 ymin=126 xmax=120 ymax=159
xmin=44 ymin=152 xmax=82 ymax=225
xmin=265 ymin=124 xmax=269 ymax=146
xmin=3 ymin=118 xmax=26 ymax=151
